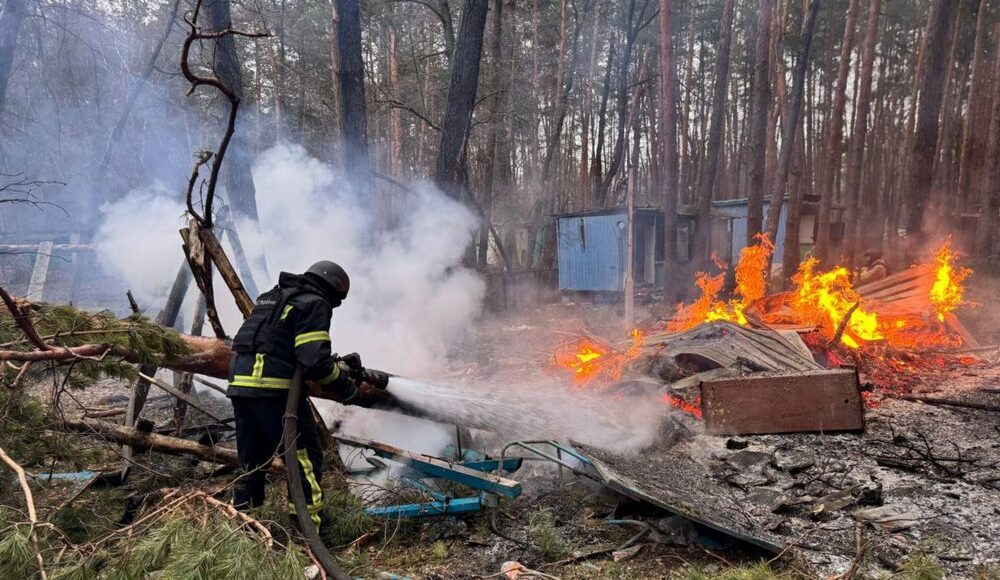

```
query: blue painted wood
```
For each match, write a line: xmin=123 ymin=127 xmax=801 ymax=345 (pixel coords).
xmin=461 ymin=458 xmax=523 ymax=473
xmin=364 ymin=497 xmax=483 ymax=518
xmin=336 ymin=435 xmax=523 ymax=499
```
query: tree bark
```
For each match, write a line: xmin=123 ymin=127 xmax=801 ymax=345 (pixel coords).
xmin=0 ymin=0 xmax=27 ymax=120
xmin=747 ymin=0 xmax=774 ymax=244
xmin=842 ymin=0 xmax=880 ymax=266
xmin=814 ymin=0 xmax=858 ymax=264
xmin=905 ymin=0 xmax=959 ymax=244
xmin=764 ymin=0 xmax=820 ymax=249
xmin=329 ymin=0 xmax=344 ymax=167
xmin=659 ymin=0 xmax=680 ymax=297
xmin=388 ymin=27 xmax=403 ymax=177
xmin=337 ymin=0 xmax=371 ymax=193
xmin=956 ymin=0 xmax=990 ymax=215
xmin=974 ymin=24 xmax=1000 ymax=259
xmin=204 ymin=0 xmax=261 ymax=223
xmin=694 ymin=0 xmax=736 ymax=261
xmin=434 ymin=0 xmax=490 ymax=200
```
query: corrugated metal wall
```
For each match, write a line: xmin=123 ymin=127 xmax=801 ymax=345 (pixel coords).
xmin=557 ymin=213 xmax=627 ymax=291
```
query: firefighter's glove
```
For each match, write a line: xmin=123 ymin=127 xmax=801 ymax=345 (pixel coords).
xmin=340 ymin=352 xmax=363 ymax=372
xmin=323 ymin=361 xmax=358 ymax=403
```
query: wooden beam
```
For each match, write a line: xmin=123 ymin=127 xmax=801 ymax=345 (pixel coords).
xmin=25 ymin=241 xmax=52 ymax=302
xmin=63 ymin=418 xmax=282 ymax=472
xmin=700 ymin=368 xmax=865 ymax=435
xmin=137 ymin=372 xmax=232 ymax=425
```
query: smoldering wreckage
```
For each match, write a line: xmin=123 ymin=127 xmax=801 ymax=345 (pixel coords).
xmin=1 ymin=222 xmax=997 ymax=580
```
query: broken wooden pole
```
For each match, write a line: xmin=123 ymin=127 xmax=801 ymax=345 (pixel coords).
xmin=25 ymin=241 xmax=52 ymax=302
xmin=700 ymin=368 xmax=865 ymax=435
xmin=137 ymin=372 xmax=232 ymax=425
xmin=63 ymin=418 xmax=282 ymax=472
xmin=123 ymin=263 xmax=193 ymax=477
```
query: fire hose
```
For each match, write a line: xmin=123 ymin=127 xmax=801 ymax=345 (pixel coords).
xmin=283 ymin=362 xmax=391 ymax=580
xmin=283 ymin=366 xmax=351 ymax=580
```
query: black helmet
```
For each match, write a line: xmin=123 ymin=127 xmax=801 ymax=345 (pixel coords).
xmin=305 ymin=261 xmax=350 ymax=302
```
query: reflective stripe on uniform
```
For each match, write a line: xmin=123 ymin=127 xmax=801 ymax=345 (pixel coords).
xmin=296 ymin=449 xmax=324 ymax=527
xmin=229 ymin=375 xmax=291 ymax=389
xmin=316 ymin=364 xmax=341 ymax=385
xmin=280 ymin=304 xmax=294 ymax=320
xmin=294 ymin=331 xmax=330 ymax=347
xmin=252 ymin=353 xmax=265 ymax=378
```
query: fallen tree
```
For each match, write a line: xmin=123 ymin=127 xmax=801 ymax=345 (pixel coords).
xmin=0 ymin=297 xmax=402 ymax=409
xmin=62 ymin=417 xmax=283 ymax=472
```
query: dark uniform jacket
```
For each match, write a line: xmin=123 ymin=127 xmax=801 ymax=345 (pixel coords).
xmin=227 ymin=272 xmax=353 ymax=399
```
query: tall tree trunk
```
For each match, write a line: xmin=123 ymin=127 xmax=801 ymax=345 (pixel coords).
xmin=481 ymin=0 xmax=504 ymax=266
xmin=434 ymin=0 xmax=490 ymax=200
xmin=597 ymin=0 xmax=648 ymax=203
xmin=659 ymin=0 xmax=680 ymax=297
xmin=932 ymin=4 xmax=962 ymax=194
xmin=337 ymin=0 xmax=371 ymax=194
xmin=388 ymin=27 xmax=403 ymax=177
xmin=974 ymin=24 xmax=1000 ymax=259
xmin=842 ymin=0 xmax=880 ymax=266
xmin=273 ymin=0 xmax=287 ymax=140
xmin=0 ymin=0 xmax=27 ymax=121
xmin=957 ymin=0 xmax=989 ymax=216
xmin=542 ymin=0 xmax=590 ymax=183
xmin=694 ymin=0 xmax=736 ymax=261
xmin=680 ymin=0 xmax=697 ymax=199
xmin=590 ymin=47 xmax=614 ymax=204
xmin=814 ymin=0 xmax=858 ymax=264
xmin=747 ymin=0 xmax=774 ymax=245
xmin=904 ymin=0 xmax=959 ymax=244
xmin=203 ymin=0 xmax=261 ymax=223
xmin=328 ymin=0 xmax=344 ymax=167
xmin=764 ymin=0 xmax=819 ymax=247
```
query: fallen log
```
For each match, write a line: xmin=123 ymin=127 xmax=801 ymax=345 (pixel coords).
xmin=62 ymin=417 xmax=283 ymax=472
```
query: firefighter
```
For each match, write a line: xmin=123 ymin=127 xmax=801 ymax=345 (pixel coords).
xmin=227 ymin=260 xmax=359 ymax=531
xmin=858 ymin=249 xmax=890 ymax=285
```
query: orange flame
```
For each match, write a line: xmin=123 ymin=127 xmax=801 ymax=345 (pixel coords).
xmin=929 ymin=240 xmax=971 ymax=322
xmin=668 ymin=235 xmax=774 ymax=332
xmin=789 ymin=257 xmax=882 ymax=348
xmin=555 ymin=329 xmax=645 ymax=385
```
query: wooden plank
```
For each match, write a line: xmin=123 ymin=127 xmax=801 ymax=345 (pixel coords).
xmin=856 ymin=265 xmax=933 ymax=296
xmin=0 ymin=244 xmax=94 ymax=253
xmin=25 ymin=241 xmax=52 ymax=302
xmin=943 ymin=312 xmax=980 ymax=348
xmin=700 ymin=369 xmax=864 ymax=435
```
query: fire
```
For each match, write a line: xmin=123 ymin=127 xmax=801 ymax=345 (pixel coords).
xmin=663 ymin=394 xmax=702 ymax=418
xmin=668 ymin=235 xmax=774 ymax=332
xmin=555 ymin=328 xmax=645 ymax=384
xmin=789 ymin=257 xmax=882 ymax=349
xmin=929 ymin=240 xmax=971 ymax=322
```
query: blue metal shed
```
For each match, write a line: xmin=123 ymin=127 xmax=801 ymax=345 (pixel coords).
xmin=556 ymin=208 xmax=665 ymax=292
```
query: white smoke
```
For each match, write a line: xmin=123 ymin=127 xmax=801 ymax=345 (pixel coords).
xmin=93 ymin=183 xmax=189 ymax=308
xmin=94 ymin=144 xmax=485 ymax=378
xmin=242 ymin=143 xmax=485 ymax=376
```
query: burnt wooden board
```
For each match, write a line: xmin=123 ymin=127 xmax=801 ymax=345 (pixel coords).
xmin=700 ymin=369 xmax=864 ymax=435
